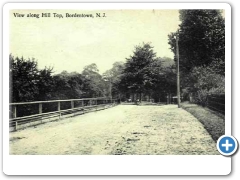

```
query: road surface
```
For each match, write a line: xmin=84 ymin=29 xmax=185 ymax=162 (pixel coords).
xmin=9 ymin=104 xmax=219 ymax=155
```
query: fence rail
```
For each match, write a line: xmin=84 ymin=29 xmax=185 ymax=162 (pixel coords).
xmin=192 ymin=93 xmax=225 ymax=115
xmin=9 ymin=97 xmax=119 ymax=131
xmin=206 ymin=94 xmax=225 ymax=114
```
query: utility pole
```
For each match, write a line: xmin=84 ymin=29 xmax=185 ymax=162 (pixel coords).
xmin=110 ymin=78 xmax=112 ymax=103
xmin=176 ymin=34 xmax=181 ymax=108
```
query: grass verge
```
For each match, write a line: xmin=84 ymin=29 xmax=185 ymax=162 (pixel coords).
xmin=181 ymin=101 xmax=225 ymax=142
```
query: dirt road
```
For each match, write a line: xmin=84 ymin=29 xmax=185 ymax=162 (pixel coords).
xmin=9 ymin=105 xmax=219 ymax=155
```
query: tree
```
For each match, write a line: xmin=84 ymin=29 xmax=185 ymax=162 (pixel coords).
xmin=82 ymin=63 xmax=105 ymax=97
xmin=82 ymin=63 xmax=99 ymax=77
xmin=118 ymin=43 xmax=176 ymax=102
xmin=191 ymin=66 xmax=225 ymax=93
xmin=168 ymin=10 xmax=225 ymax=102
xmin=37 ymin=67 xmax=54 ymax=100
xmin=52 ymin=71 xmax=85 ymax=99
xmin=102 ymin=61 xmax=125 ymax=99
xmin=119 ymin=43 xmax=158 ymax=100
xmin=168 ymin=10 xmax=225 ymax=74
xmin=147 ymin=59 xmax=176 ymax=102
xmin=10 ymin=55 xmax=39 ymax=102
xmin=10 ymin=54 xmax=55 ymax=102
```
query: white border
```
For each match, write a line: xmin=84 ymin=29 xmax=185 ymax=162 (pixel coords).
xmin=3 ymin=3 xmax=231 ymax=175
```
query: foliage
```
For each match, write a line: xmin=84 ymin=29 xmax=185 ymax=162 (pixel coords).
xmin=119 ymin=43 xmax=156 ymax=96
xmin=10 ymin=54 xmax=54 ymax=102
xmin=52 ymin=71 xmax=85 ymax=99
xmin=9 ymin=55 xmax=108 ymax=102
xmin=82 ymin=63 xmax=106 ymax=97
xmin=168 ymin=10 xmax=225 ymax=104
xmin=168 ymin=10 xmax=225 ymax=74
xmin=190 ymin=66 xmax=225 ymax=93
xmin=37 ymin=67 xmax=54 ymax=100
xmin=118 ymin=43 xmax=176 ymax=101
xmin=102 ymin=61 xmax=125 ymax=99
xmin=188 ymin=65 xmax=225 ymax=105
xmin=10 ymin=43 xmax=178 ymax=105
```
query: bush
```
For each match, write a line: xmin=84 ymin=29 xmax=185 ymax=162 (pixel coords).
xmin=187 ymin=65 xmax=225 ymax=106
xmin=195 ymin=89 xmax=208 ymax=107
xmin=191 ymin=65 xmax=224 ymax=92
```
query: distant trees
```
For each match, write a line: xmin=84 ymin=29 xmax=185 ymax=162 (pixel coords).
xmin=82 ymin=63 xmax=106 ymax=97
xmin=52 ymin=71 xmax=85 ymax=99
xmin=9 ymin=55 xmax=108 ymax=102
xmin=102 ymin=61 xmax=125 ymax=99
xmin=10 ymin=41 xmax=176 ymax=104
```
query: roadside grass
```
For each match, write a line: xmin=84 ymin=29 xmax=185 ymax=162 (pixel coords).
xmin=181 ymin=101 xmax=225 ymax=142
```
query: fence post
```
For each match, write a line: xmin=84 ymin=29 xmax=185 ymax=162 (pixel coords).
xmin=39 ymin=103 xmax=42 ymax=114
xmin=12 ymin=105 xmax=18 ymax=131
xmin=95 ymin=100 xmax=98 ymax=111
xmin=89 ymin=100 xmax=92 ymax=106
xmin=71 ymin=101 xmax=74 ymax=116
xmin=15 ymin=121 xmax=18 ymax=131
xmin=58 ymin=101 xmax=61 ymax=119
xmin=13 ymin=105 xmax=17 ymax=118
xmin=39 ymin=103 xmax=42 ymax=123
xmin=81 ymin=100 xmax=84 ymax=107
xmin=95 ymin=100 xmax=97 ymax=110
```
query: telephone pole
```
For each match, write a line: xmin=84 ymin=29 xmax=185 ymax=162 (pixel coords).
xmin=110 ymin=79 xmax=112 ymax=103
xmin=176 ymin=34 xmax=180 ymax=108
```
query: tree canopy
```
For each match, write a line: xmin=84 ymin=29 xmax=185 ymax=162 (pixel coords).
xmin=10 ymin=54 xmax=54 ymax=102
xmin=118 ymin=43 xmax=176 ymax=101
xmin=168 ymin=10 xmax=225 ymax=74
xmin=9 ymin=55 xmax=108 ymax=102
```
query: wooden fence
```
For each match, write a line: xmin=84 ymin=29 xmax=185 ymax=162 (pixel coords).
xmin=9 ymin=97 xmax=119 ymax=131
xmin=191 ymin=93 xmax=225 ymax=115
xmin=206 ymin=94 xmax=225 ymax=115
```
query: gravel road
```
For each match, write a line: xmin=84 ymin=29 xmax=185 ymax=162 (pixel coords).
xmin=9 ymin=105 xmax=219 ymax=155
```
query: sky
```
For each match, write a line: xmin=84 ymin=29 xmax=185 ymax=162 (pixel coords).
xmin=10 ymin=10 xmax=180 ymax=74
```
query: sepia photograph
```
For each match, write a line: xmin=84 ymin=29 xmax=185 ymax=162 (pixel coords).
xmin=8 ymin=7 xmax=226 ymax=156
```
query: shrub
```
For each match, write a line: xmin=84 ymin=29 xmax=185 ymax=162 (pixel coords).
xmin=188 ymin=65 xmax=225 ymax=106
xmin=196 ymin=89 xmax=208 ymax=107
